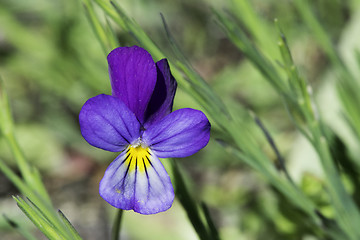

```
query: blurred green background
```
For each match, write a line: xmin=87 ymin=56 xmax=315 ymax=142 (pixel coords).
xmin=1 ymin=0 xmax=360 ymax=239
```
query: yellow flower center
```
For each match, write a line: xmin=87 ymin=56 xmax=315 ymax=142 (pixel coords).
xmin=125 ymin=145 xmax=152 ymax=173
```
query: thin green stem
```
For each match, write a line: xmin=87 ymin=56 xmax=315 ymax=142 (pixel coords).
xmin=4 ymin=132 xmax=51 ymax=203
xmin=252 ymin=113 xmax=295 ymax=186
xmin=170 ymin=160 xmax=216 ymax=240
xmin=111 ymin=209 xmax=123 ymax=240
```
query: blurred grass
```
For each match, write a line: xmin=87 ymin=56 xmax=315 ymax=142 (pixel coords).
xmin=1 ymin=0 xmax=360 ymax=239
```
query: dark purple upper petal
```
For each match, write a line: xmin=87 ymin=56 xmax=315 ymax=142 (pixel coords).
xmin=144 ymin=59 xmax=177 ymax=126
xmin=79 ymin=94 xmax=141 ymax=152
xmin=142 ymin=108 xmax=211 ymax=158
xmin=108 ymin=46 xmax=157 ymax=123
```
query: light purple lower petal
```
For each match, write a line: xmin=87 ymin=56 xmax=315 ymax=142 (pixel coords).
xmin=99 ymin=147 xmax=174 ymax=214
xmin=79 ymin=94 xmax=140 ymax=152
xmin=142 ymin=108 xmax=211 ymax=158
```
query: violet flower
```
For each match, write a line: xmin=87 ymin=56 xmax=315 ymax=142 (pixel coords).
xmin=79 ymin=46 xmax=211 ymax=214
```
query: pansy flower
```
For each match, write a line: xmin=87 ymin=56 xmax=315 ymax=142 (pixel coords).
xmin=79 ymin=46 xmax=211 ymax=214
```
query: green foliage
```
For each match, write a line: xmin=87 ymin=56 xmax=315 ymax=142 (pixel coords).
xmin=0 ymin=80 xmax=82 ymax=239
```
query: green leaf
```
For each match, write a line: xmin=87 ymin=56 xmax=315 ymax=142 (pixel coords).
xmin=13 ymin=196 xmax=67 ymax=240
xmin=170 ymin=160 xmax=213 ymax=240
xmin=58 ymin=210 xmax=82 ymax=240
xmin=3 ymin=214 xmax=38 ymax=240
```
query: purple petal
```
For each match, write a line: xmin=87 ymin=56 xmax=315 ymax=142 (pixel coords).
xmin=79 ymin=94 xmax=140 ymax=152
xmin=108 ymin=46 xmax=157 ymax=123
xmin=99 ymin=146 xmax=174 ymax=214
xmin=144 ymin=59 xmax=177 ymax=126
xmin=143 ymin=108 xmax=211 ymax=158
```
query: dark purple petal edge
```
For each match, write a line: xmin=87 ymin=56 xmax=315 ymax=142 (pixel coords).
xmin=144 ymin=59 xmax=177 ymax=126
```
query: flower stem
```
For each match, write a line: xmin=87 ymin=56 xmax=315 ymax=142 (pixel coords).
xmin=111 ymin=209 xmax=123 ymax=240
